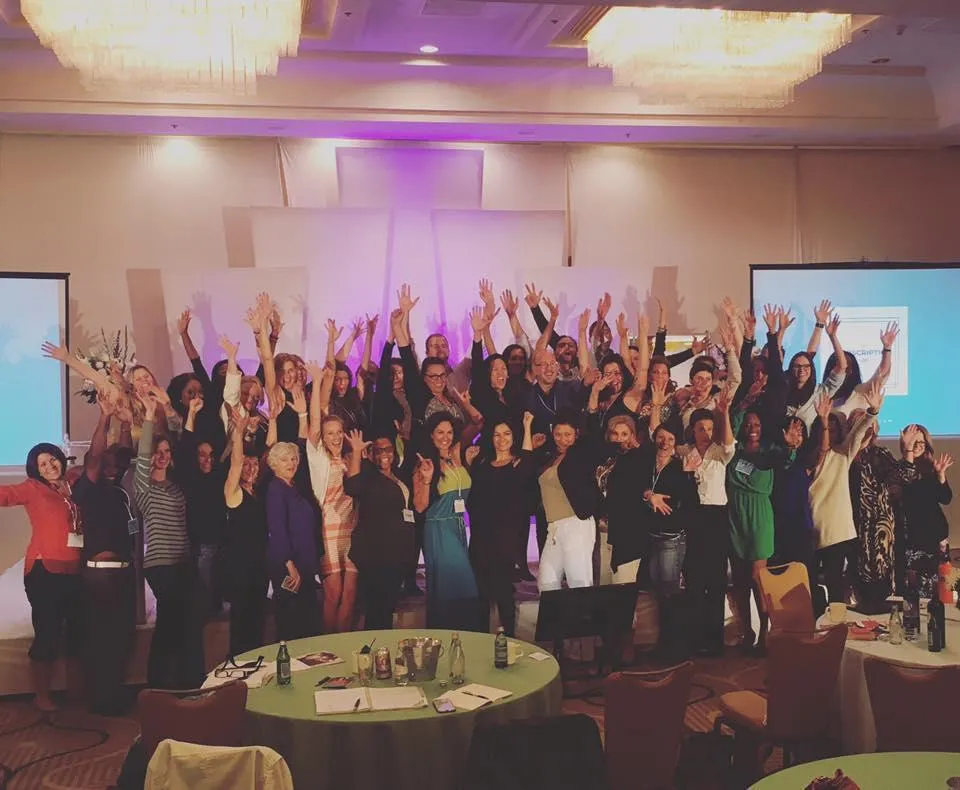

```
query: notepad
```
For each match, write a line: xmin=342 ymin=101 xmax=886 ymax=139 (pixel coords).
xmin=314 ymin=686 xmax=429 ymax=715
xmin=437 ymin=683 xmax=512 ymax=711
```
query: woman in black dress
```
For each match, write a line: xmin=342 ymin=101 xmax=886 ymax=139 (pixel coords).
xmin=466 ymin=412 xmax=535 ymax=637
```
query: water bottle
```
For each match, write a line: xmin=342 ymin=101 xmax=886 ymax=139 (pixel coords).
xmin=888 ymin=600 xmax=904 ymax=645
xmin=449 ymin=632 xmax=466 ymax=685
xmin=277 ymin=640 xmax=292 ymax=685
xmin=494 ymin=627 xmax=508 ymax=669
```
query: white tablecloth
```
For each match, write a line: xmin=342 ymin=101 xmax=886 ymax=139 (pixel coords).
xmin=834 ymin=605 xmax=960 ymax=754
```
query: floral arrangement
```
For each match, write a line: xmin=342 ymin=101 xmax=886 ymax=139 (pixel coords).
xmin=74 ymin=328 xmax=137 ymax=404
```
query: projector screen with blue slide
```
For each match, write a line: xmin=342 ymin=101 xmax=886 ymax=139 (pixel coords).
xmin=751 ymin=263 xmax=959 ymax=438
xmin=0 ymin=273 xmax=68 ymax=470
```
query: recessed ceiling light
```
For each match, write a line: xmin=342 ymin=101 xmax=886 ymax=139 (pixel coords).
xmin=419 ymin=44 xmax=439 ymax=54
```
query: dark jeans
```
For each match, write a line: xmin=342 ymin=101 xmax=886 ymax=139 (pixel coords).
xmin=645 ymin=534 xmax=687 ymax=596
xmin=82 ymin=564 xmax=136 ymax=713
xmin=196 ymin=543 xmax=222 ymax=622
xmin=144 ymin=562 xmax=205 ymax=690
xmin=817 ymin=539 xmax=855 ymax=605
xmin=227 ymin=576 xmax=267 ymax=658
xmin=274 ymin=580 xmax=320 ymax=641
xmin=359 ymin=566 xmax=403 ymax=631
xmin=477 ymin=572 xmax=517 ymax=638
xmin=684 ymin=506 xmax=728 ymax=651
xmin=23 ymin=562 xmax=83 ymax=663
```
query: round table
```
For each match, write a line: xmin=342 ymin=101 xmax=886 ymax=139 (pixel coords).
xmin=832 ymin=607 xmax=960 ymax=754
xmin=751 ymin=751 xmax=960 ymax=789
xmin=242 ymin=629 xmax=562 ymax=790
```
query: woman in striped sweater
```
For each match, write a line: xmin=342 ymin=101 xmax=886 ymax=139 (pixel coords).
xmin=135 ymin=394 xmax=204 ymax=690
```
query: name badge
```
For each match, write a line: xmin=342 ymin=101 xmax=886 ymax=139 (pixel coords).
xmin=127 ymin=518 xmax=140 ymax=536
xmin=402 ymin=509 xmax=415 ymax=523
xmin=67 ymin=532 xmax=84 ymax=548
xmin=454 ymin=498 xmax=466 ymax=514
xmin=735 ymin=459 xmax=755 ymax=476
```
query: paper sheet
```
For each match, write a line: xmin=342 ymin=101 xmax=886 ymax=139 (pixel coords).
xmin=437 ymin=683 xmax=512 ymax=711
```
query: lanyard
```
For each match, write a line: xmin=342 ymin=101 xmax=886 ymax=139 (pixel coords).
xmin=117 ymin=485 xmax=135 ymax=522
xmin=651 ymin=461 xmax=669 ymax=493
xmin=536 ymin=388 xmax=557 ymax=417
xmin=54 ymin=482 xmax=81 ymax=534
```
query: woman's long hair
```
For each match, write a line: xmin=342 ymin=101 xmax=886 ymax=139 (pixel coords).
xmin=902 ymin=423 xmax=935 ymax=475
xmin=420 ymin=410 xmax=463 ymax=503
xmin=786 ymin=352 xmax=816 ymax=409
xmin=823 ymin=351 xmax=862 ymax=402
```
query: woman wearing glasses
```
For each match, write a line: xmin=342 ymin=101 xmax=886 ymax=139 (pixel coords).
xmin=783 ymin=304 xmax=847 ymax=430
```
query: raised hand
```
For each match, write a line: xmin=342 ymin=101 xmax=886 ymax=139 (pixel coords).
xmin=900 ymin=424 xmax=921 ymax=453
xmin=218 ymin=335 xmax=239 ymax=360
xmin=267 ymin=393 xmax=285 ymax=422
xmin=718 ymin=324 xmax=735 ymax=351
xmin=778 ymin=306 xmax=795 ymax=335
xmin=470 ymin=305 xmax=489 ymax=335
xmin=269 ymin=305 xmax=284 ymax=337
xmin=366 ymin=313 xmax=379 ymax=337
xmin=651 ymin=381 xmax=668 ymax=406
xmin=397 ymin=283 xmax=419 ymax=314
xmin=638 ymin=313 xmax=650 ymax=339
xmin=720 ymin=296 xmax=738 ymax=321
xmin=814 ymin=299 xmax=833 ymax=325
xmin=291 ymin=387 xmax=307 ymax=415
xmin=762 ymin=304 xmax=778 ymax=333
xmin=656 ymin=297 xmax=665 ymax=329
xmin=783 ymin=419 xmax=804 ymax=449
xmin=578 ymin=308 xmax=591 ymax=335
xmin=97 ymin=389 xmax=116 ymax=417
xmin=40 ymin=341 xmax=69 ymax=363
xmin=346 ymin=429 xmax=369 ymax=454
xmin=350 ymin=317 xmax=366 ymax=339
xmin=815 ymin=390 xmax=833 ymax=423
xmin=325 ymin=318 xmax=343 ymax=343
xmin=532 ymin=433 xmax=547 ymax=449
xmin=881 ymin=321 xmax=899 ymax=350
xmin=478 ymin=279 xmax=496 ymax=317
xmin=863 ymin=378 xmax=884 ymax=412
xmin=616 ymin=312 xmax=628 ymax=339
xmin=826 ymin=314 xmax=841 ymax=338
xmin=524 ymin=283 xmax=542 ymax=309
xmin=592 ymin=371 xmax=615 ymax=392
xmin=716 ymin=384 xmax=732 ymax=414
xmin=415 ymin=453 xmax=435 ymax=483
xmin=148 ymin=385 xmax=172 ymax=407
xmin=177 ymin=309 xmax=192 ymax=335
xmin=306 ymin=359 xmax=324 ymax=383
xmin=597 ymin=292 xmax=612 ymax=322
xmin=933 ymin=453 xmax=955 ymax=480
xmin=691 ymin=334 xmax=712 ymax=355
xmin=500 ymin=289 xmax=519 ymax=318
xmin=138 ymin=393 xmax=158 ymax=421
xmin=682 ymin=452 xmax=702 ymax=474
xmin=742 ymin=310 xmax=757 ymax=338
xmin=543 ymin=297 xmax=559 ymax=323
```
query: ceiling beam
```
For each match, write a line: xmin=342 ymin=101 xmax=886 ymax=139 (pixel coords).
xmin=456 ymin=0 xmax=960 ymax=15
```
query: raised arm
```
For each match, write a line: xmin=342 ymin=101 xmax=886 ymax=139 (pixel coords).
xmin=536 ymin=296 xmax=560 ymax=354
xmin=325 ymin=319 xmax=344 ymax=367
xmin=823 ymin=314 xmax=848 ymax=396
xmin=176 ymin=308 xmax=202 ymax=365
xmin=716 ymin=385 xmax=735 ymax=447
xmin=577 ymin=308 xmax=592 ymax=374
xmin=806 ymin=299 xmax=832 ymax=355
xmin=478 ymin=279 xmax=500 ymax=356
xmin=85 ymin=393 xmax=114 ymax=485
xmin=360 ymin=314 xmax=378 ymax=373
xmin=813 ymin=391 xmax=833 ymax=474
xmin=41 ymin=341 xmax=120 ymax=400
xmin=501 ymin=289 xmax=532 ymax=355
xmin=844 ymin=380 xmax=882 ymax=460
xmin=134 ymin=396 xmax=158 ymax=496
xmin=868 ymin=321 xmax=899 ymax=387
xmin=247 ymin=295 xmax=278 ymax=401
xmin=223 ymin=423 xmax=244 ymax=508
xmin=335 ymin=318 xmax=364 ymax=364
xmin=525 ymin=283 xmax=560 ymax=350
xmin=616 ymin=313 xmax=633 ymax=374
xmin=306 ymin=361 xmax=330 ymax=445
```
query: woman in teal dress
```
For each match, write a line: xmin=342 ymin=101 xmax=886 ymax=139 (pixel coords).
xmin=727 ymin=409 xmax=800 ymax=654
xmin=413 ymin=412 xmax=482 ymax=631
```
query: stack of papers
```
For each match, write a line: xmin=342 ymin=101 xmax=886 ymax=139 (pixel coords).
xmin=436 ymin=683 xmax=512 ymax=711
xmin=314 ymin=686 xmax=429 ymax=715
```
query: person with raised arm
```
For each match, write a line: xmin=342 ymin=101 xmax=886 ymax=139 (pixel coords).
xmin=784 ymin=303 xmax=847 ymax=429
xmin=343 ymin=430 xmax=415 ymax=630
xmin=219 ymin=332 xmax=268 ymax=454
xmin=498 ymin=287 xmax=534 ymax=383
xmin=133 ymin=392 xmax=203 ymax=689
xmin=465 ymin=412 xmax=536 ymax=636
xmin=731 ymin=305 xmax=788 ymax=442
xmin=220 ymin=415 xmax=269 ymax=657
xmin=524 ymin=282 xmax=581 ymax=382
xmin=326 ymin=318 xmax=370 ymax=436
xmin=821 ymin=321 xmax=899 ymax=418
xmin=413 ymin=412 xmax=482 ymax=631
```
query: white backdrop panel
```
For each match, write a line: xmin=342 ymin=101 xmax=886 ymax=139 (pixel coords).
xmin=250 ymin=207 xmax=391 ymax=364
xmin=432 ymin=210 xmax=565 ymax=359
xmin=160 ymin=267 xmax=307 ymax=376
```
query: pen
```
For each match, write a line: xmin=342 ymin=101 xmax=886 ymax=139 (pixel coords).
xmin=353 ymin=697 xmax=362 ymax=712
xmin=315 ymin=676 xmax=331 ymax=687
xmin=462 ymin=691 xmax=491 ymax=701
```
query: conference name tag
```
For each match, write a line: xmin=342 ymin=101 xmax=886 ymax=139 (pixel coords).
xmin=735 ymin=459 xmax=755 ymax=476
xmin=67 ymin=532 xmax=84 ymax=548
xmin=454 ymin=498 xmax=466 ymax=514
xmin=127 ymin=518 xmax=140 ymax=536
xmin=402 ymin=509 xmax=415 ymax=523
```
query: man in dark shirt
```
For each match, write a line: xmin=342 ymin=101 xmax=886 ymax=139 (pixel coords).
xmin=72 ymin=398 xmax=137 ymax=715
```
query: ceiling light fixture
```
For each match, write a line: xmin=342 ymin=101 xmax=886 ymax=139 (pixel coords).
xmin=21 ymin=0 xmax=305 ymax=94
xmin=585 ymin=8 xmax=852 ymax=108
xmin=419 ymin=44 xmax=439 ymax=54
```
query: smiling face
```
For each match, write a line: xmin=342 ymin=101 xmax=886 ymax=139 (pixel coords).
xmin=602 ymin=361 xmax=624 ymax=395
xmin=424 ymin=363 xmax=447 ymax=397
xmin=132 ymin=366 xmax=156 ymax=397
xmin=650 ymin=361 xmax=670 ymax=389
xmin=606 ymin=421 xmax=635 ymax=450
xmin=692 ymin=417 xmax=714 ymax=447
xmin=280 ymin=360 xmax=298 ymax=391
xmin=533 ymin=349 xmax=559 ymax=387
xmin=431 ymin=420 xmax=455 ymax=454
xmin=322 ymin=418 xmax=345 ymax=456
xmin=507 ymin=348 xmax=527 ymax=378
xmin=552 ymin=423 xmax=577 ymax=453
xmin=372 ymin=438 xmax=395 ymax=472
xmin=180 ymin=377 xmax=203 ymax=408
xmin=654 ymin=427 xmax=676 ymax=455
xmin=691 ymin=370 xmax=714 ymax=398
xmin=36 ymin=452 xmax=63 ymax=483
xmin=240 ymin=455 xmax=260 ymax=488
xmin=426 ymin=334 xmax=449 ymax=362
xmin=489 ymin=358 xmax=508 ymax=392
xmin=197 ymin=442 xmax=214 ymax=475
xmin=791 ymin=354 xmax=813 ymax=388
xmin=492 ymin=422 xmax=514 ymax=455
xmin=555 ymin=336 xmax=577 ymax=366
xmin=743 ymin=413 xmax=763 ymax=447
xmin=334 ymin=370 xmax=351 ymax=398
xmin=152 ymin=439 xmax=172 ymax=473
xmin=242 ymin=379 xmax=263 ymax=412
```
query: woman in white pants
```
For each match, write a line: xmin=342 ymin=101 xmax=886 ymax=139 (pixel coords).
xmin=536 ymin=410 xmax=605 ymax=591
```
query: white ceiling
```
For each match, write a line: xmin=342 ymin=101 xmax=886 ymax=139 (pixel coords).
xmin=0 ymin=0 xmax=959 ymax=146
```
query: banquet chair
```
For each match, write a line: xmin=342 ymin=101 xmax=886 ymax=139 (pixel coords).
xmin=462 ymin=713 xmax=610 ymax=790
xmin=756 ymin=563 xmax=815 ymax=633
xmin=603 ymin=661 xmax=695 ymax=790
xmin=138 ymin=680 xmax=248 ymax=763
xmin=864 ymin=659 xmax=960 ymax=753
xmin=144 ymin=740 xmax=293 ymax=790
xmin=714 ymin=625 xmax=847 ymax=780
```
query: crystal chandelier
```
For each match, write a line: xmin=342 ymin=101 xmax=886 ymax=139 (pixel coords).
xmin=586 ymin=7 xmax=853 ymax=109
xmin=21 ymin=0 xmax=305 ymax=94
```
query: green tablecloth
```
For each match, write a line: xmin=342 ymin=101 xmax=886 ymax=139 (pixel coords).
xmin=242 ymin=629 xmax=562 ymax=790
xmin=751 ymin=752 xmax=960 ymax=789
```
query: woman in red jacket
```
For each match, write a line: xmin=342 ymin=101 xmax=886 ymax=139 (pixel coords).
xmin=0 ymin=443 xmax=83 ymax=711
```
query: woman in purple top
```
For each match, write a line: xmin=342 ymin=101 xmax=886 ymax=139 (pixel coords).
xmin=265 ymin=442 xmax=321 ymax=641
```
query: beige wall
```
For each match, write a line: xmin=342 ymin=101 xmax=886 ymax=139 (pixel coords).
xmin=1 ymin=135 xmax=959 ymax=569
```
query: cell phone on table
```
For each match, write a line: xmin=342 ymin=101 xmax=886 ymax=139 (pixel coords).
xmin=432 ymin=698 xmax=456 ymax=714
xmin=281 ymin=575 xmax=298 ymax=592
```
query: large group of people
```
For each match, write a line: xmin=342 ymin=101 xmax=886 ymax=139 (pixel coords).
xmin=0 ymin=281 xmax=953 ymax=712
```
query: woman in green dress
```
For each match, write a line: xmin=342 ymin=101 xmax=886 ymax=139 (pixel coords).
xmin=727 ymin=409 xmax=799 ymax=654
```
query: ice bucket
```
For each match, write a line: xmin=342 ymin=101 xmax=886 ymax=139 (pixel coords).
xmin=397 ymin=637 xmax=445 ymax=682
